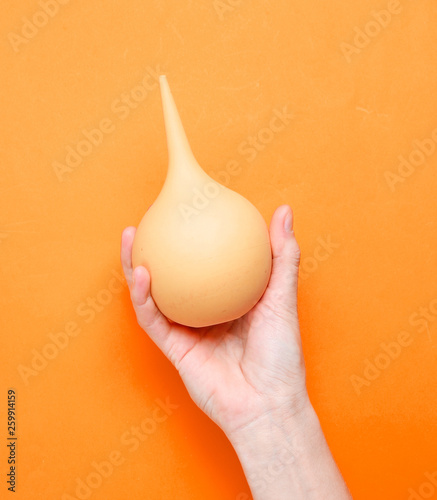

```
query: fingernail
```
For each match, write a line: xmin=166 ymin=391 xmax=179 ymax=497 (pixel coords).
xmin=284 ymin=209 xmax=292 ymax=233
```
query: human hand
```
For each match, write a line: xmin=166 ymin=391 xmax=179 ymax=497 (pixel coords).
xmin=122 ymin=204 xmax=353 ymax=499
xmin=121 ymin=204 xmax=308 ymax=439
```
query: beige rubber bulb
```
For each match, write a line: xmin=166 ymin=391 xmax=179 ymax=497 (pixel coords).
xmin=132 ymin=75 xmax=272 ymax=328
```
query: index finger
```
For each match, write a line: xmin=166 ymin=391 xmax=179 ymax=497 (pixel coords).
xmin=121 ymin=226 xmax=137 ymax=289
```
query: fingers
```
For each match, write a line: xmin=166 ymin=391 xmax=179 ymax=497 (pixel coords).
xmin=130 ymin=265 xmax=171 ymax=341
xmin=269 ymin=204 xmax=300 ymax=261
xmin=130 ymin=264 xmax=204 ymax=373
xmin=121 ymin=227 xmax=136 ymax=288
xmin=262 ymin=205 xmax=301 ymax=314
xmin=121 ymin=226 xmax=172 ymax=352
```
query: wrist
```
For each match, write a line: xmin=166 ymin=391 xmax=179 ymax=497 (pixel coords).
xmin=227 ymin=394 xmax=351 ymax=500
xmin=227 ymin=392 xmax=319 ymax=466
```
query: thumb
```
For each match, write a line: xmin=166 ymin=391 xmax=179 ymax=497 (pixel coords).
xmin=261 ymin=205 xmax=301 ymax=317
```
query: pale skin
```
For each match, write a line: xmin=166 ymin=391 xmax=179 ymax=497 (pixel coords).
xmin=121 ymin=204 xmax=353 ymax=500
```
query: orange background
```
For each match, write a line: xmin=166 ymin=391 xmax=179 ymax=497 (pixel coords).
xmin=1 ymin=1 xmax=437 ymax=499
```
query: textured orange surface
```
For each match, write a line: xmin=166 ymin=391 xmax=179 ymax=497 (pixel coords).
xmin=1 ymin=1 xmax=437 ymax=499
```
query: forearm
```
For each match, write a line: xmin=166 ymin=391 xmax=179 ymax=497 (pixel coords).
xmin=228 ymin=397 xmax=352 ymax=500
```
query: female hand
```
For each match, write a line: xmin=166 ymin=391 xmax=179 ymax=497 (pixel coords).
xmin=121 ymin=204 xmax=306 ymax=439
xmin=121 ymin=204 xmax=352 ymax=499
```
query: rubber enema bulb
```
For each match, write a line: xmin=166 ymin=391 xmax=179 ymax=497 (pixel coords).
xmin=132 ymin=75 xmax=272 ymax=328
